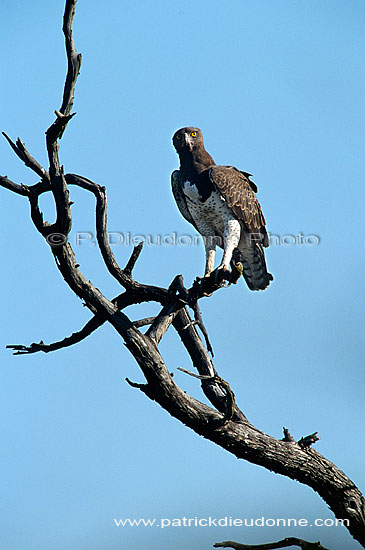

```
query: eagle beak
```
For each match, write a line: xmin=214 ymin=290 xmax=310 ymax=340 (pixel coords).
xmin=184 ymin=134 xmax=193 ymax=151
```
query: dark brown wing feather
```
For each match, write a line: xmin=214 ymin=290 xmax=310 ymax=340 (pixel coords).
xmin=171 ymin=170 xmax=199 ymax=232
xmin=209 ymin=165 xmax=269 ymax=247
xmin=238 ymin=170 xmax=258 ymax=193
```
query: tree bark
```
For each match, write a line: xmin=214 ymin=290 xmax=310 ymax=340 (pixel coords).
xmin=0 ymin=1 xmax=364 ymax=548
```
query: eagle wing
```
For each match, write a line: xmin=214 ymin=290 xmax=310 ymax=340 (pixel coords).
xmin=209 ymin=165 xmax=269 ymax=247
xmin=171 ymin=170 xmax=199 ymax=232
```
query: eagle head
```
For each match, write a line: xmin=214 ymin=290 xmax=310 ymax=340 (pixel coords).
xmin=172 ymin=127 xmax=204 ymax=152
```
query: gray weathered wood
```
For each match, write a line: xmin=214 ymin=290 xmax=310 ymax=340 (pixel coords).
xmin=0 ymin=1 xmax=364 ymax=547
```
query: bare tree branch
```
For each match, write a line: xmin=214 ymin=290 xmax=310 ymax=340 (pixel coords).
xmin=133 ymin=317 xmax=155 ymax=328
xmin=0 ymin=175 xmax=28 ymax=196
xmin=2 ymin=132 xmax=49 ymax=181
xmin=282 ymin=427 xmax=296 ymax=442
xmin=4 ymin=290 xmax=158 ymax=356
xmin=168 ymin=273 xmax=214 ymax=353
xmin=6 ymin=316 xmax=103 ymax=355
xmin=298 ymin=432 xmax=320 ymax=448
xmin=146 ymin=301 xmax=183 ymax=345
xmin=191 ymin=299 xmax=214 ymax=354
xmin=60 ymin=0 xmax=82 ymax=120
xmin=1 ymin=2 xmax=365 ymax=548
xmin=213 ymin=538 xmax=330 ymax=550
xmin=65 ymin=173 xmax=139 ymax=290
xmin=172 ymin=308 xmax=247 ymax=423
xmin=177 ymin=367 xmax=235 ymax=425
xmin=124 ymin=241 xmax=144 ymax=276
xmin=43 ymin=0 xmax=82 ymax=235
xmin=45 ymin=121 xmax=73 ymax=236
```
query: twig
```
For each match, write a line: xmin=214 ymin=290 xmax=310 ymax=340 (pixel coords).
xmin=213 ymin=538 xmax=330 ymax=549
xmin=133 ymin=317 xmax=156 ymax=328
xmin=192 ymin=300 xmax=213 ymax=355
xmin=177 ymin=367 xmax=236 ymax=425
xmin=282 ymin=427 xmax=296 ymax=442
xmin=173 ymin=309 xmax=248 ymax=423
xmin=146 ymin=301 xmax=183 ymax=345
xmin=2 ymin=132 xmax=49 ymax=181
xmin=282 ymin=428 xmax=319 ymax=448
xmin=172 ymin=274 xmax=214 ymax=354
xmin=125 ymin=377 xmax=148 ymax=390
xmin=177 ymin=366 xmax=213 ymax=380
xmin=5 ymin=291 xmax=160 ymax=357
xmin=6 ymin=315 xmax=104 ymax=355
xmin=124 ymin=242 xmax=144 ymax=276
xmin=0 ymin=175 xmax=28 ymax=196
xmin=298 ymin=432 xmax=320 ymax=449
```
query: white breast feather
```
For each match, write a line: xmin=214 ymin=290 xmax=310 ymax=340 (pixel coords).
xmin=182 ymin=182 xmax=238 ymax=238
xmin=182 ymin=180 xmax=200 ymax=200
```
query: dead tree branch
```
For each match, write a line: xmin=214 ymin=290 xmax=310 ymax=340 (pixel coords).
xmin=60 ymin=0 xmax=82 ymax=121
xmin=2 ymin=132 xmax=49 ymax=181
xmin=178 ymin=367 xmax=236 ymax=425
xmin=0 ymin=175 xmax=29 ymax=196
xmin=1 ymin=1 xmax=364 ymax=548
xmin=146 ymin=301 xmax=183 ymax=345
xmin=213 ymin=538 xmax=330 ymax=550
xmin=298 ymin=432 xmax=320 ymax=448
xmin=124 ymin=241 xmax=144 ymax=275
xmin=6 ymin=316 xmax=103 ymax=355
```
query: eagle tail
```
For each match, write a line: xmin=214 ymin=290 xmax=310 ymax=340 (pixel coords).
xmin=232 ymin=245 xmax=273 ymax=291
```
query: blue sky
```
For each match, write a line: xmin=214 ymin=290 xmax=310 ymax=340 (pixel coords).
xmin=1 ymin=1 xmax=364 ymax=549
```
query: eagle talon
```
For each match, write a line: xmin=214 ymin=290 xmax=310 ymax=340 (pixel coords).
xmin=214 ymin=266 xmax=231 ymax=284
xmin=195 ymin=274 xmax=215 ymax=296
xmin=230 ymin=260 xmax=244 ymax=284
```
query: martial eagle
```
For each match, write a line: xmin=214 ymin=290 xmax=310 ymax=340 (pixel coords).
xmin=171 ymin=127 xmax=273 ymax=291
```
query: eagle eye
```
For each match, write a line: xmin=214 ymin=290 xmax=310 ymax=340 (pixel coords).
xmin=175 ymin=134 xmax=181 ymax=140
xmin=191 ymin=131 xmax=197 ymax=137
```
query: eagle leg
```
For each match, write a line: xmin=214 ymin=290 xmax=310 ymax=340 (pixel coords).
xmin=204 ymin=240 xmax=217 ymax=277
xmin=216 ymin=218 xmax=241 ymax=278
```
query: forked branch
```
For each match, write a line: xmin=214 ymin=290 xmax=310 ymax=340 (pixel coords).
xmin=1 ymin=1 xmax=364 ymax=548
xmin=6 ymin=316 xmax=103 ymax=355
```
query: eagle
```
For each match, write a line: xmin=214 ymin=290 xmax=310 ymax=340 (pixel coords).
xmin=171 ymin=127 xmax=273 ymax=291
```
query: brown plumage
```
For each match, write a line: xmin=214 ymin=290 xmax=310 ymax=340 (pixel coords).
xmin=171 ymin=127 xmax=273 ymax=291
xmin=209 ymin=165 xmax=270 ymax=248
